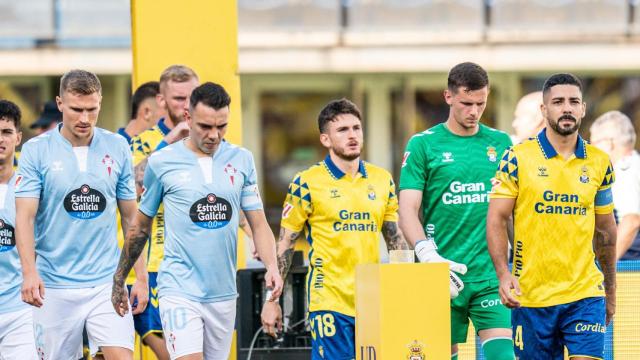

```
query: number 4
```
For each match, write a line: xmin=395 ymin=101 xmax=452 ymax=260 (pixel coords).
xmin=514 ymin=325 xmax=524 ymax=350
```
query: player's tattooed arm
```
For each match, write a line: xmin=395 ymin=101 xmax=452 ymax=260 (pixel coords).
xmin=112 ymin=212 xmax=152 ymax=316
xmin=594 ymin=212 xmax=617 ymax=324
xmin=382 ymin=221 xmax=409 ymax=250
xmin=134 ymin=158 xmax=148 ymax=199
xmin=277 ymin=228 xmax=301 ymax=280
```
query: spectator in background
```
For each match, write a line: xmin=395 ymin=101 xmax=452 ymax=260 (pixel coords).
xmin=30 ymin=101 xmax=62 ymax=136
xmin=117 ymin=81 xmax=164 ymax=144
xmin=590 ymin=111 xmax=640 ymax=260
xmin=511 ymin=91 xmax=544 ymax=144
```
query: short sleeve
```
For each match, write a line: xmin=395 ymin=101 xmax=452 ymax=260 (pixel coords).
xmin=398 ymin=135 xmax=429 ymax=191
xmin=384 ymin=177 xmax=399 ymax=222
xmin=138 ymin=161 xmax=164 ymax=218
xmin=116 ymin=142 xmax=136 ymax=201
xmin=595 ymin=161 xmax=615 ymax=215
xmin=280 ymin=173 xmax=312 ymax=232
xmin=490 ymin=148 xmax=519 ymax=199
xmin=15 ymin=142 xmax=42 ymax=198
xmin=240 ymin=153 xmax=263 ymax=211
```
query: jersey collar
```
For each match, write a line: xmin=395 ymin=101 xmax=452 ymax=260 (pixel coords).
xmin=536 ymin=128 xmax=586 ymax=160
xmin=323 ymin=154 xmax=367 ymax=179
xmin=116 ymin=127 xmax=131 ymax=143
xmin=157 ymin=118 xmax=171 ymax=136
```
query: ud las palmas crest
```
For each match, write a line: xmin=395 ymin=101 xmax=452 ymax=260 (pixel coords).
xmin=407 ymin=340 xmax=426 ymax=360
xmin=486 ymin=146 xmax=497 ymax=162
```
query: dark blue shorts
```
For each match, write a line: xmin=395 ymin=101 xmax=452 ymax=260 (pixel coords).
xmin=512 ymin=297 xmax=606 ymax=360
xmin=127 ymin=272 xmax=163 ymax=339
xmin=309 ymin=311 xmax=355 ymax=360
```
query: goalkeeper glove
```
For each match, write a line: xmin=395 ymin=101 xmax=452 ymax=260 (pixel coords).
xmin=414 ymin=239 xmax=467 ymax=299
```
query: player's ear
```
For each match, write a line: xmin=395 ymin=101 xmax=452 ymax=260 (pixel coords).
xmin=319 ymin=133 xmax=331 ymax=148
xmin=444 ymin=89 xmax=453 ymax=106
xmin=16 ymin=130 xmax=22 ymax=146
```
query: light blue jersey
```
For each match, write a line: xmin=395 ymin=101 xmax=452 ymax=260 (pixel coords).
xmin=140 ymin=140 xmax=262 ymax=303
xmin=15 ymin=125 xmax=136 ymax=288
xmin=0 ymin=173 xmax=26 ymax=314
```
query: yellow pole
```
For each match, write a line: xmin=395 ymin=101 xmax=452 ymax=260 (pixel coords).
xmin=131 ymin=1 xmax=243 ymax=359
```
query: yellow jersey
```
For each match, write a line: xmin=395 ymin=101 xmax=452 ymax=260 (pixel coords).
xmin=281 ymin=155 xmax=398 ymax=317
xmin=491 ymin=129 xmax=614 ymax=307
xmin=125 ymin=119 xmax=171 ymax=276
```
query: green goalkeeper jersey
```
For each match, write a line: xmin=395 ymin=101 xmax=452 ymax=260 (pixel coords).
xmin=399 ymin=123 xmax=512 ymax=282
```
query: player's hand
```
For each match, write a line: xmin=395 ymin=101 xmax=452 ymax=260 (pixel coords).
xmin=261 ymin=301 xmax=283 ymax=338
xmin=605 ymin=292 xmax=616 ymax=325
xmin=163 ymin=121 xmax=190 ymax=144
xmin=497 ymin=272 xmax=521 ymax=308
xmin=21 ymin=270 xmax=45 ymax=307
xmin=111 ymin=279 xmax=130 ymax=317
xmin=414 ymin=239 xmax=468 ymax=298
xmin=129 ymin=279 xmax=149 ymax=315
xmin=264 ymin=267 xmax=284 ymax=300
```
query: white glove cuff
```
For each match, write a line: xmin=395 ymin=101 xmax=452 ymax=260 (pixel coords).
xmin=414 ymin=239 xmax=438 ymax=262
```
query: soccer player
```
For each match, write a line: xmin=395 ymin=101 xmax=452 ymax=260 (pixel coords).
xmin=0 ymin=100 xmax=37 ymax=359
xmin=15 ymin=70 xmax=146 ymax=360
xmin=117 ymin=81 xmax=164 ymax=143
xmin=487 ymin=73 xmax=617 ymax=359
xmin=590 ymin=111 xmax=640 ymax=260
xmin=261 ymin=98 xmax=408 ymax=359
xmin=398 ymin=62 xmax=514 ymax=360
xmin=112 ymin=82 xmax=283 ymax=360
xmin=126 ymin=65 xmax=199 ymax=359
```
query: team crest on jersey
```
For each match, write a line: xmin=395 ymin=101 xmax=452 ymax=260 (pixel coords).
xmin=368 ymin=184 xmax=376 ymax=200
xmin=442 ymin=152 xmax=454 ymax=163
xmin=407 ymin=340 xmax=426 ymax=360
xmin=402 ymin=151 xmax=411 ymax=168
xmin=537 ymin=166 xmax=548 ymax=177
xmin=224 ymin=163 xmax=237 ymax=185
xmin=486 ymin=146 xmax=497 ymax=162
xmin=580 ymin=166 xmax=589 ymax=183
xmin=102 ymin=154 xmax=114 ymax=176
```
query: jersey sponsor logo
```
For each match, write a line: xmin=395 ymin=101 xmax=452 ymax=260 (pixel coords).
xmin=580 ymin=166 xmax=589 ymax=183
xmin=487 ymin=146 xmax=497 ymax=162
xmin=513 ymin=240 xmax=523 ymax=277
xmin=442 ymin=181 xmax=489 ymax=205
xmin=189 ymin=193 xmax=233 ymax=229
xmin=534 ymin=190 xmax=586 ymax=216
xmin=102 ymin=154 xmax=114 ymax=176
xmin=402 ymin=151 xmax=411 ymax=168
xmin=537 ymin=166 xmax=548 ymax=177
xmin=282 ymin=202 xmax=293 ymax=218
xmin=224 ymin=163 xmax=237 ymax=185
xmin=575 ymin=322 xmax=606 ymax=333
xmin=0 ymin=218 xmax=15 ymax=252
xmin=313 ymin=257 xmax=324 ymax=289
xmin=442 ymin=152 xmax=454 ymax=163
xmin=330 ymin=189 xmax=340 ymax=198
xmin=333 ymin=210 xmax=378 ymax=232
xmin=51 ymin=161 xmax=63 ymax=172
xmin=480 ymin=298 xmax=503 ymax=308
xmin=63 ymin=184 xmax=106 ymax=219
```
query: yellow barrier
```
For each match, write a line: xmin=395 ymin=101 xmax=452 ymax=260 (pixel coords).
xmin=356 ymin=263 xmax=451 ymax=359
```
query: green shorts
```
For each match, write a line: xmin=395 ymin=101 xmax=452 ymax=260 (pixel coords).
xmin=451 ymin=278 xmax=511 ymax=344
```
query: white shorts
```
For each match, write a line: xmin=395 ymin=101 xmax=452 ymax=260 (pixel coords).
xmin=0 ymin=307 xmax=38 ymax=360
xmin=33 ymin=282 xmax=134 ymax=360
xmin=159 ymin=296 xmax=236 ymax=360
